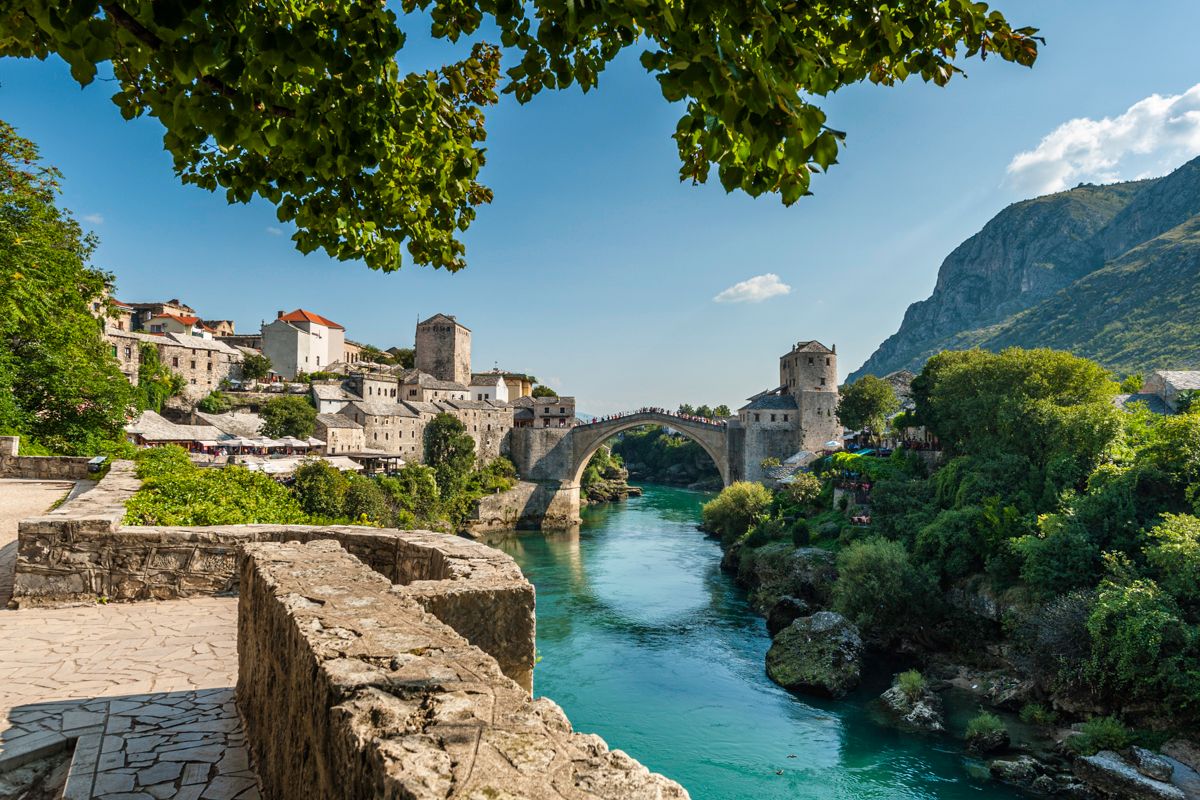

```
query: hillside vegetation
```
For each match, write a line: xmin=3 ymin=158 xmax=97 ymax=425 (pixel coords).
xmin=853 ymin=157 xmax=1200 ymax=379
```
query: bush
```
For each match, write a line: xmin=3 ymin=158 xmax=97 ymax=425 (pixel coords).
xmin=965 ymin=711 xmax=1005 ymax=740
xmin=1019 ymin=703 xmax=1057 ymax=726
xmin=742 ymin=516 xmax=786 ymax=548
xmin=832 ymin=536 xmax=939 ymax=643
xmin=343 ymin=473 xmax=389 ymax=525
xmin=1086 ymin=578 xmax=1200 ymax=714
xmin=1013 ymin=590 xmax=1095 ymax=696
xmin=1067 ymin=716 xmax=1132 ymax=756
xmin=1014 ymin=517 xmax=1102 ymax=599
xmin=196 ymin=390 xmax=231 ymax=414
xmin=378 ymin=465 xmax=441 ymax=529
xmin=261 ymin=395 xmax=317 ymax=438
xmin=701 ymin=482 xmax=772 ymax=545
xmin=292 ymin=459 xmax=349 ymax=518
xmin=125 ymin=446 xmax=306 ymax=525
xmin=790 ymin=518 xmax=810 ymax=547
xmin=896 ymin=669 xmax=926 ymax=703
xmin=1145 ymin=513 xmax=1200 ymax=613
xmin=777 ymin=473 xmax=823 ymax=512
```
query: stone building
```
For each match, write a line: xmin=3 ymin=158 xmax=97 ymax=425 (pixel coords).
xmin=343 ymin=339 xmax=365 ymax=365
xmin=104 ymin=328 xmax=141 ymax=383
xmin=342 ymin=400 xmax=425 ymax=458
xmin=146 ymin=312 xmax=213 ymax=338
xmin=260 ymin=308 xmax=346 ymax=379
xmin=737 ymin=340 xmax=841 ymax=482
xmin=512 ymin=396 xmax=576 ymax=429
xmin=105 ymin=328 xmax=244 ymax=401
xmin=315 ymin=413 xmax=366 ymax=455
xmin=470 ymin=372 xmax=510 ymax=403
xmin=399 ymin=369 xmax=468 ymax=402
xmin=415 ymin=313 xmax=471 ymax=386
xmin=124 ymin=299 xmax=196 ymax=332
xmin=1142 ymin=370 xmax=1200 ymax=413
xmin=201 ymin=319 xmax=236 ymax=337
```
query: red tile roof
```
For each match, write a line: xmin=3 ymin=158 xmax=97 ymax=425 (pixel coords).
xmin=151 ymin=312 xmax=201 ymax=326
xmin=279 ymin=309 xmax=344 ymax=330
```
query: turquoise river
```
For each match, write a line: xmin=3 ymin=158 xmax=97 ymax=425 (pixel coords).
xmin=491 ymin=484 xmax=1025 ymax=800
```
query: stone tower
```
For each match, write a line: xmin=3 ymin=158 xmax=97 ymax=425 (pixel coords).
xmin=781 ymin=341 xmax=840 ymax=453
xmin=415 ymin=314 xmax=471 ymax=386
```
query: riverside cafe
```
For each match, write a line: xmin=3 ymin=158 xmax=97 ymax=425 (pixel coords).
xmin=125 ymin=410 xmax=323 ymax=456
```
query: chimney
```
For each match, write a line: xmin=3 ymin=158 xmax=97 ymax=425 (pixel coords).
xmin=832 ymin=344 xmax=837 ymax=353
xmin=277 ymin=310 xmax=284 ymax=319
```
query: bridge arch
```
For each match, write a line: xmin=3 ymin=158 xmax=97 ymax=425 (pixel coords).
xmin=567 ymin=412 xmax=731 ymax=488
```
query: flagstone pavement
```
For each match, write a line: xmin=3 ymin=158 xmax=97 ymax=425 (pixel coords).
xmin=0 ymin=479 xmax=258 ymax=799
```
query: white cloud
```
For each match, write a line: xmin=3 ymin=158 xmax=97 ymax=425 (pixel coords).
xmin=265 ymin=226 xmax=283 ymax=236
xmin=713 ymin=273 xmax=792 ymax=304
xmin=81 ymin=213 xmax=104 ymax=224
xmin=1006 ymin=83 xmax=1200 ymax=195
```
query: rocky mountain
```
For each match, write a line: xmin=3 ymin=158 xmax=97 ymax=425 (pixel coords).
xmin=851 ymin=156 xmax=1200 ymax=380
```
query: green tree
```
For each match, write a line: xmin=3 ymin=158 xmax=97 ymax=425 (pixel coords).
xmin=837 ymin=375 xmax=900 ymax=438
xmin=714 ymin=405 xmax=732 ymax=418
xmin=196 ymin=390 xmax=231 ymax=414
xmin=833 ymin=536 xmax=938 ymax=642
xmin=1119 ymin=373 xmax=1144 ymax=394
xmin=531 ymin=385 xmax=557 ymax=398
xmin=343 ymin=473 xmax=390 ymax=525
xmin=261 ymin=395 xmax=316 ymax=438
xmin=701 ymin=481 xmax=772 ymax=545
xmin=424 ymin=412 xmax=476 ymax=494
xmin=388 ymin=347 xmax=415 ymax=369
xmin=2 ymin=3 xmax=1038 ymax=272
xmin=378 ymin=464 xmax=442 ymax=528
xmin=136 ymin=342 xmax=185 ymax=413
xmin=240 ymin=352 xmax=272 ymax=382
xmin=0 ymin=120 xmax=135 ymax=453
xmin=1145 ymin=514 xmax=1200 ymax=615
xmin=292 ymin=459 xmax=349 ymax=518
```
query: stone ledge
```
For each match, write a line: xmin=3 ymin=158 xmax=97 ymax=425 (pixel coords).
xmin=12 ymin=458 xmax=536 ymax=691
xmin=238 ymin=540 xmax=689 ymax=800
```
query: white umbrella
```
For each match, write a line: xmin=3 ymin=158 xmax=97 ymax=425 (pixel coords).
xmin=306 ymin=436 xmax=326 ymax=446
xmin=824 ymin=440 xmax=841 ymax=449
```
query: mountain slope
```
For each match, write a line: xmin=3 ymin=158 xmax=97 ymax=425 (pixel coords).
xmin=852 ymin=155 xmax=1200 ymax=379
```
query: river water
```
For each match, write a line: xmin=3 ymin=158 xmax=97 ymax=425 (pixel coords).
xmin=491 ymin=484 xmax=1025 ymax=800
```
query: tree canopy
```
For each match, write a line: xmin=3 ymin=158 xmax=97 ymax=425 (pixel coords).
xmin=260 ymin=394 xmax=316 ymax=438
xmin=0 ymin=119 xmax=134 ymax=453
xmin=837 ymin=374 xmax=899 ymax=436
xmin=1 ymin=1 xmax=1038 ymax=273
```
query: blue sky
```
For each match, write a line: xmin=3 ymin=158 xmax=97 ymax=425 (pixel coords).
xmin=4 ymin=1 xmax=1200 ymax=414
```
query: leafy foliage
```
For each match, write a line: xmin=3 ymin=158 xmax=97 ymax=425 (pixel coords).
xmin=292 ymin=459 xmax=349 ymax=518
xmin=2 ymin=2 xmax=1038 ymax=272
xmin=896 ymin=670 xmax=926 ymax=703
xmin=135 ymin=342 xmax=184 ymax=413
xmin=124 ymin=445 xmax=307 ymax=525
xmin=424 ymin=412 xmax=476 ymax=495
xmin=0 ymin=119 xmax=135 ymax=453
xmin=240 ymin=352 xmax=271 ymax=382
xmin=612 ymin=424 xmax=722 ymax=487
xmin=701 ymin=481 xmax=772 ymax=545
xmin=833 ymin=536 xmax=938 ymax=642
xmin=196 ymin=390 xmax=231 ymax=414
xmin=837 ymin=375 xmax=899 ymax=436
xmin=1066 ymin=716 xmax=1133 ymax=756
xmin=531 ymin=385 xmax=557 ymax=398
xmin=965 ymin=711 xmax=1005 ymax=740
xmin=261 ymin=395 xmax=316 ymax=438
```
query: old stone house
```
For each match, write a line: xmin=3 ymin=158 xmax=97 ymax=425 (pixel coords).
xmin=512 ymin=396 xmax=576 ymax=429
xmin=469 ymin=372 xmax=510 ymax=403
xmin=315 ymin=414 xmax=366 ymax=455
xmin=1142 ymin=370 xmax=1200 ymax=412
xmin=260 ymin=308 xmax=346 ymax=379
xmin=146 ymin=312 xmax=214 ymax=339
xmin=105 ymin=328 xmax=244 ymax=400
xmin=342 ymin=401 xmax=424 ymax=458
xmin=415 ymin=313 xmax=471 ymax=386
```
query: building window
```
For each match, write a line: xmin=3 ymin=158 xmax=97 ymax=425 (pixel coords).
xmin=171 ymin=356 xmax=179 ymax=367
xmin=808 ymin=357 xmax=814 ymax=365
xmin=770 ymin=414 xmax=776 ymax=422
xmin=109 ymin=345 xmax=118 ymax=357
xmin=783 ymin=414 xmax=789 ymax=422
xmin=124 ymin=346 xmax=132 ymax=358
xmin=190 ymin=360 xmax=196 ymax=369
xmin=820 ymin=378 xmax=826 ymax=386
xmin=826 ymin=357 xmax=831 ymax=365
xmin=754 ymin=413 xmax=760 ymax=422
xmin=207 ymin=363 xmax=212 ymax=371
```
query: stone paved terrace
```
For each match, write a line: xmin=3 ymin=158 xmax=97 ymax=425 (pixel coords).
xmin=0 ymin=478 xmax=257 ymax=799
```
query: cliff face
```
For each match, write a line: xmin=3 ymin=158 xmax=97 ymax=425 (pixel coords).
xmin=851 ymin=155 xmax=1200 ymax=379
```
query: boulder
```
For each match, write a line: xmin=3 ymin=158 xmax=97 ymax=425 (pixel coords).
xmin=1162 ymin=740 xmax=1200 ymax=773
xmin=989 ymin=756 xmax=1039 ymax=785
xmin=879 ymin=685 xmax=945 ymax=733
xmin=766 ymin=596 xmax=810 ymax=638
xmin=1129 ymin=747 xmax=1175 ymax=783
xmin=1074 ymin=751 xmax=1186 ymax=800
xmin=765 ymin=612 xmax=863 ymax=699
xmin=737 ymin=545 xmax=837 ymax=612
xmin=967 ymin=727 xmax=1010 ymax=755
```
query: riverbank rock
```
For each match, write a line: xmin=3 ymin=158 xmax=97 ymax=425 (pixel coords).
xmin=736 ymin=544 xmax=837 ymax=613
xmin=879 ymin=685 xmax=945 ymax=733
xmin=765 ymin=612 xmax=863 ymax=698
xmin=967 ymin=726 xmax=1010 ymax=755
xmin=1074 ymin=751 xmax=1187 ymax=800
xmin=1130 ymin=747 xmax=1175 ymax=783
xmin=989 ymin=756 xmax=1039 ymax=785
xmin=766 ymin=596 xmax=810 ymax=638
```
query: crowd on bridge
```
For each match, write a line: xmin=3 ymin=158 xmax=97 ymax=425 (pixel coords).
xmin=581 ymin=407 xmax=728 ymax=428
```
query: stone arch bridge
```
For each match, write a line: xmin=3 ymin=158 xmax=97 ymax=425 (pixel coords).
xmin=508 ymin=411 xmax=740 ymax=526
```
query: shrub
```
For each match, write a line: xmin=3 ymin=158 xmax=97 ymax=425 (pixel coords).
xmin=896 ymin=669 xmax=926 ymax=703
xmin=1067 ymin=716 xmax=1132 ymax=756
xmin=701 ymin=482 xmax=773 ymax=545
xmin=832 ymin=536 xmax=938 ymax=643
xmin=965 ymin=711 xmax=1005 ymax=740
xmin=1145 ymin=513 xmax=1200 ymax=613
xmin=292 ymin=459 xmax=349 ymax=518
xmin=1013 ymin=590 xmax=1095 ymax=696
xmin=1086 ymin=578 xmax=1200 ymax=714
xmin=1019 ymin=703 xmax=1057 ymax=726
xmin=125 ymin=448 xmax=306 ymax=526
xmin=343 ymin=474 xmax=389 ymax=525
xmin=742 ymin=516 xmax=786 ymax=548
xmin=378 ymin=465 xmax=441 ymax=529
xmin=261 ymin=395 xmax=317 ymax=438
xmin=791 ymin=518 xmax=810 ymax=547
xmin=777 ymin=473 xmax=823 ymax=511
xmin=196 ymin=390 xmax=231 ymax=414
xmin=1014 ymin=517 xmax=1101 ymax=600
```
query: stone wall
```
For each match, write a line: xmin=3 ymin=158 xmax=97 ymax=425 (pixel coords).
xmin=0 ymin=436 xmax=95 ymax=481
xmin=13 ymin=460 xmax=536 ymax=689
xmin=465 ymin=480 xmax=581 ymax=535
xmin=238 ymin=540 xmax=689 ymax=800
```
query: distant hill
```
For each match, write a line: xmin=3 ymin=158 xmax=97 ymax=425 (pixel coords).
xmin=851 ymin=156 xmax=1200 ymax=380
